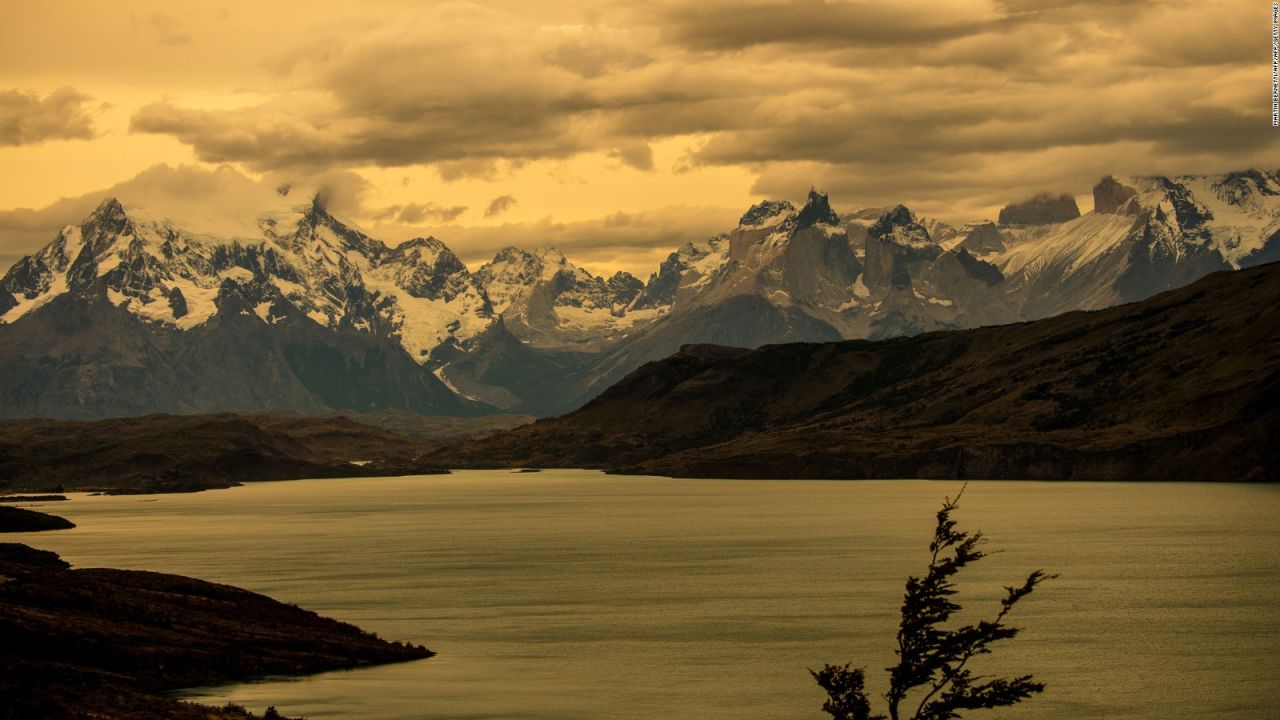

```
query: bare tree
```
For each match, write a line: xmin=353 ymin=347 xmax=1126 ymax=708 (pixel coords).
xmin=813 ymin=487 xmax=1054 ymax=720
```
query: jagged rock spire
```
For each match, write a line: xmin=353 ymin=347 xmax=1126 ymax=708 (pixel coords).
xmin=795 ymin=189 xmax=840 ymax=230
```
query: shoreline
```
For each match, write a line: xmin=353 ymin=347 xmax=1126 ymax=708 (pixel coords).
xmin=0 ymin=499 xmax=434 ymax=720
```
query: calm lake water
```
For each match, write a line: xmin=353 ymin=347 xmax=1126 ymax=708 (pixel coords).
xmin=11 ymin=471 xmax=1280 ymax=719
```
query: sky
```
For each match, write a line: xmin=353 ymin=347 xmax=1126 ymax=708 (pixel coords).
xmin=0 ymin=0 xmax=1274 ymax=277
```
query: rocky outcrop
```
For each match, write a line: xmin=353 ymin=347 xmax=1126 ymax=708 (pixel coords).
xmin=954 ymin=248 xmax=1004 ymax=286
xmin=1093 ymin=176 xmax=1140 ymax=215
xmin=998 ymin=192 xmax=1081 ymax=225
xmin=958 ymin=222 xmax=1006 ymax=254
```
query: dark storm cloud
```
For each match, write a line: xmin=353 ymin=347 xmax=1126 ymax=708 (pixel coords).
xmin=993 ymin=0 xmax=1152 ymax=18
xmin=609 ymin=142 xmax=655 ymax=171
xmin=374 ymin=202 xmax=469 ymax=224
xmin=484 ymin=195 xmax=518 ymax=218
xmin=546 ymin=34 xmax=653 ymax=78
xmin=121 ymin=0 xmax=1276 ymax=224
xmin=0 ymin=87 xmax=96 ymax=146
xmin=125 ymin=4 xmax=781 ymax=173
xmin=691 ymin=95 xmax=1274 ymax=168
xmin=651 ymin=0 xmax=996 ymax=51
xmin=127 ymin=6 xmax=664 ymax=171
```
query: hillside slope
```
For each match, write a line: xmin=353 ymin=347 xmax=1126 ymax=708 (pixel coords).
xmin=431 ymin=263 xmax=1280 ymax=481
xmin=0 ymin=543 xmax=430 ymax=720
xmin=0 ymin=414 xmax=445 ymax=493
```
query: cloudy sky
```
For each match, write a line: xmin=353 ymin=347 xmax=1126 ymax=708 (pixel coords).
xmin=0 ymin=0 xmax=1273 ymax=275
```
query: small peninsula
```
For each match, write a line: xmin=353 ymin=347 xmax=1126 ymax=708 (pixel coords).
xmin=0 ymin=543 xmax=433 ymax=720
xmin=0 ymin=505 xmax=75 ymax=532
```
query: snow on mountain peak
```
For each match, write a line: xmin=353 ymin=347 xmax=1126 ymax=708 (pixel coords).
xmin=739 ymin=200 xmax=795 ymax=228
xmin=90 ymin=197 xmax=129 ymax=225
xmin=471 ymin=244 xmax=655 ymax=348
xmin=1124 ymin=171 xmax=1280 ymax=267
xmin=5 ymin=167 xmax=1279 ymax=405
xmin=869 ymin=205 xmax=934 ymax=248
xmin=0 ymin=198 xmax=505 ymax=362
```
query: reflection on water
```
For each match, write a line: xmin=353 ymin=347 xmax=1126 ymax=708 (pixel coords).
xmin=16 ymin=472 xmax=1280 ymax=719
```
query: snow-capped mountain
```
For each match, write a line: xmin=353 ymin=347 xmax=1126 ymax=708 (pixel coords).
xmin=610 ymin=191 xmax=1012 ymax=345
xmin=520 ymin=171 xmax=1280 ymax=414
xmin=472 ymin=246 xmax=651 ymax=349
xmin=0 ymin=196 xmax=501 ymax=419
xmin=2 ymin=169 xmax=1277 ymax=419
xmin=981 ymin=173 xmax=1280 ymax=319
xmin=0 ymin=195 xmax=497 ymax=365
xmin=638 ymin=172 xmax=1280 ymax=346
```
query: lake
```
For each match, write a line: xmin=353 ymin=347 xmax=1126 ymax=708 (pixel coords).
xmin=12 ymin=471 xmax=1280 ymax=719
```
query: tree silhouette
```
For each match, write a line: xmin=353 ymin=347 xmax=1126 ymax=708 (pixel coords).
xmin=813 ymin=487 xmax=1055 ymax=720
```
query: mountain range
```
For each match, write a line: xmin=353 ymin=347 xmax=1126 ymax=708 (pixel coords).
xmin=430 ymin=262 xmax=1280 ymax=482
xmin=2 ymin=170 xmax=1278 ymax=419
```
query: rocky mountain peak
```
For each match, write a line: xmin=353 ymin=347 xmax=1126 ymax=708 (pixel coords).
xmin=794 ymin=189 xmax=840 ymax=230
xmin=868 ymin=204 xmax=933 ymax=247
xmin=489 ymin=246 xmax=537 ymax=266
xmin=397 ymin=235 xmax=446 ymax=251
xmin=85 ymin=197 xmax=134 ymax=236
xmin=958 ymin=222 xmax=1006 ymax=255
xmin=738 ymin=200 xmax=795 ymax=227
xmin=863 ymin=204 xmax=939 ymax=291
xmin=998 ymin=192 xmax=1081 ymax=225
xmin=382 ymin=236 xmax=476 ymax=304
xmin=628 ymin=238 xmax=727 ymax=312
xmin=90 ymin=196 xmax=128 ymax=221
xmin=388 ymin=237 xmax=460 ymax=270
xmin=874 ymin=204 xmax=914 ymax=229
xmin=536 ymin=246 xmax=570 ymax=267
xmin=1152 ymin=177 xmax=1214 ymax=232
xmin=1093 ymin=176 xmax=1139 ymax=215
xmin=607 ymin=270 xmax=643 ymax=291
xmin=291 ymin=198 xmax=385 ymax=261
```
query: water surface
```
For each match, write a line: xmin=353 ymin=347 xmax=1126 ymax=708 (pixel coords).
xmin=14 ymin=472 xmax=1280 ymax=719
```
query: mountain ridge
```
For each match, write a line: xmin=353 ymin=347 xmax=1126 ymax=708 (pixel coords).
xmin=3 ymin=169 xmax=1278 ymax=419
xmin=428 ymin=262 xmax=1280 ymax=481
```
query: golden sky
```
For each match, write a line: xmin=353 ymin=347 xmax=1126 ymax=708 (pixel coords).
xmin=0 ymin=0 xmax=1274 ymax=276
